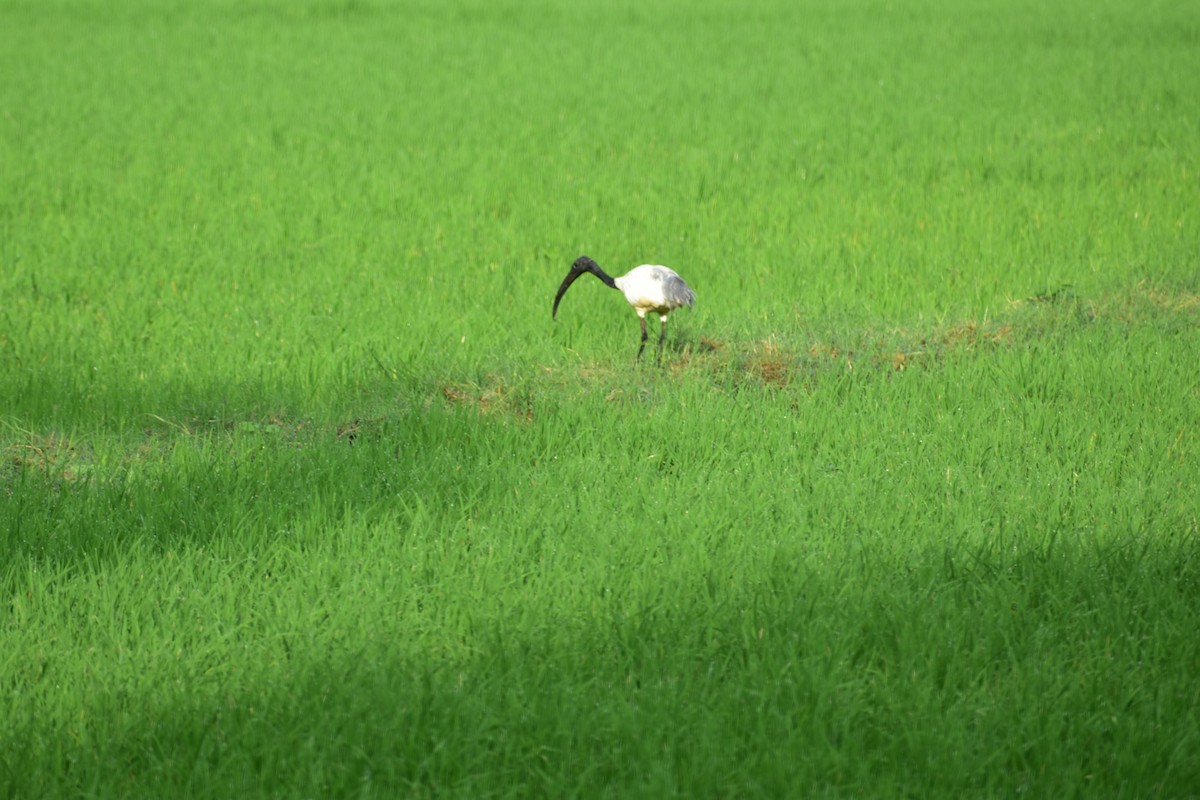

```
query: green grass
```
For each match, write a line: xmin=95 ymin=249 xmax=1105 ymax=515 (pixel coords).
xmin=3 ymin=0 xmax=1199 ymax=796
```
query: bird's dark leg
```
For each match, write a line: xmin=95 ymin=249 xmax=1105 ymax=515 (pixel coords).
xmin=657 ymin=318 xmax=667 ymax=364
xmin=637 ymin=316 xmax=648 ymax=361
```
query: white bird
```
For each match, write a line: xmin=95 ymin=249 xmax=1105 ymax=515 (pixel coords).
xmin=552 ymin=255 xmax=696 ymax=361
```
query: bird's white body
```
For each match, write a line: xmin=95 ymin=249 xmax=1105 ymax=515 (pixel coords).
xmin=613 ymin=264 xmax=696 ymax=321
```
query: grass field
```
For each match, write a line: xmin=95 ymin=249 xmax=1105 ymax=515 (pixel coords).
xmin=3 ymin=0 xmax=1199 ymax=796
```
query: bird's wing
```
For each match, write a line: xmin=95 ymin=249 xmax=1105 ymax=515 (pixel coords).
xmin=661 ymin=271 xmax=696 ymax=308
xmin=641 ymin=265 xmax=695 ymax=308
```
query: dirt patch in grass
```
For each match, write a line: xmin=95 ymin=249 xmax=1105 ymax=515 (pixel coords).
xmin=675 ymin=281 xmax=1197 ymax=390
xmin=3 ymin=432 xmax=82 ymax=482
xmin=439 ymin=378 xmax=533 ymax=423
xmin=1 ymin=430 xmax=97 ymax=495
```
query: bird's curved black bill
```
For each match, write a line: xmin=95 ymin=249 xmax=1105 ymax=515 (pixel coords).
xmin=552 ymin=267 xmax=585 ymax=319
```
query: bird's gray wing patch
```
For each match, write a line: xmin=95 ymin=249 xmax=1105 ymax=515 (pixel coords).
xmin=663 ymin=274 xmax=696 ymax=308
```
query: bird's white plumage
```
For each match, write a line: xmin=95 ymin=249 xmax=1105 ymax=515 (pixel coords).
xmin=613 ymin=265 xmax=696 ymax=320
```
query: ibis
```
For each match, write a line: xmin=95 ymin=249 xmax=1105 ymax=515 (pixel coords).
xmin=552 ymin=255 xmax=696 ymax=361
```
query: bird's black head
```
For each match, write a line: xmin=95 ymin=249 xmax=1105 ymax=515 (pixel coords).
xmin=572 ymin=255 xmax=599 ymax=274
xmin=553 ymin=255 xmax=614 ymax=320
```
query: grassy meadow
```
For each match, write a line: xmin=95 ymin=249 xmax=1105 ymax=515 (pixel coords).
xmin=3 ymin=0 xmax=1199 ymax=796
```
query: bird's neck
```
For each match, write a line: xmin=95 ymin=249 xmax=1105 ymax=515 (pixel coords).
xmin=589 ymin=265 xmax=618 ymax=290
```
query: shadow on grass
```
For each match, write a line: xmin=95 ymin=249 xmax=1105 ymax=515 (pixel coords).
xmin=2 ymin=527 xmax=1197 ymax=798
xmin=0 ymin=382 xmax=481 ymax=571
